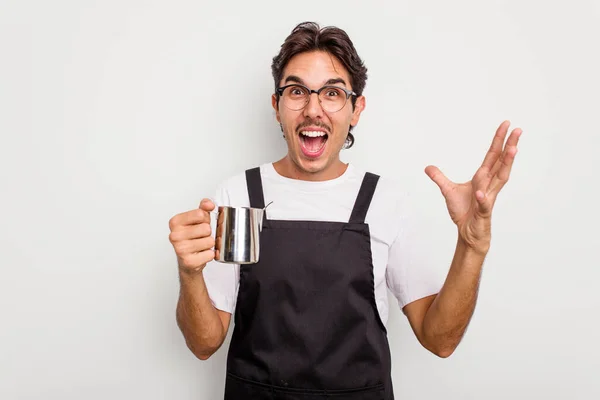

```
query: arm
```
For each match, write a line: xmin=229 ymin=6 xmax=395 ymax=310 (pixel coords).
xmin=176 ymin=269 xmax=231 ymax=360
xmin=405 ymin=120 xmax=522 ymax=358
xmin=169 ymin=198 xmax=231 ymax=360
xmin=403 ymin=238 xmax=486 ymax=358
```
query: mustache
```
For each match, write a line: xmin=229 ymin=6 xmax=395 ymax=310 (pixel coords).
xmin=296 ymin=120 xmax=331 ymax=134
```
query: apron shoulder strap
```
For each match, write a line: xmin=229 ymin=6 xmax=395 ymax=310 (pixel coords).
xmin=349 ymin=172 xmax=380 ymax=224
xmin=245 ymin=167 xmax=265 ymax=209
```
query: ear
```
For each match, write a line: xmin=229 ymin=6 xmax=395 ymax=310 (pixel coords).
xmin=350 ymin=95 xmax=366 ymax=126
xmin=272 ymin=93 xmax=281 ymax=123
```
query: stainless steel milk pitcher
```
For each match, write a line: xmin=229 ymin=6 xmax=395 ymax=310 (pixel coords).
xmin=213 ymin=202 xmax=272 ymax=264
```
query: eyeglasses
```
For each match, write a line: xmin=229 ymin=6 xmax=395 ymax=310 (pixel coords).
xmin=276 ymin=84 xmax=357 ymax=113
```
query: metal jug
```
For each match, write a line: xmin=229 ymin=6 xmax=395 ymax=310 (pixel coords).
xmin=213 ymin=202 xmax=272 ymax=264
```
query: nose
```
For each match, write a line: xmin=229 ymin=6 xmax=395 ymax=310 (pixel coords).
xmin=303 ymin=92 xmax=324 ymax=119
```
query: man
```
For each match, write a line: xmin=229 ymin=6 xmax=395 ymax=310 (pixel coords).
xmin=168 ymin=21 xmax=521 ymax=399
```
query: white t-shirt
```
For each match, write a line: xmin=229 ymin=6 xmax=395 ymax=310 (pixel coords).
xmin=202 ymin=162 xmax=444 ymax=328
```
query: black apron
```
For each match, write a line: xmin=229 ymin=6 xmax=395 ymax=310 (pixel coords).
xmin=224 ymin=167 xmax=394 ymax=399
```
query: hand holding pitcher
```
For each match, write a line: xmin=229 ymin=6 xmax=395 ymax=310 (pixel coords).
xmin=168 ymin=199 xmax=217 ymax=274
xmin=169 ymin=198 xmax=272 ymax=271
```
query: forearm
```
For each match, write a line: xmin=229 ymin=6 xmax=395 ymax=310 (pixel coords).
xmin=176 ymin=269 xmax=226 ymax=360
xmin=422 ymin=237 xmax=487 ymax=357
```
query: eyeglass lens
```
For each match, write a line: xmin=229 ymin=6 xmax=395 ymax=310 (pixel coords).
xmin=280 ymin=85 xmax=348 ymax=112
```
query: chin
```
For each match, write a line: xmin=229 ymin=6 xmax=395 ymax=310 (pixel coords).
xmin=294 ymin=153 xmax=332 ymax=174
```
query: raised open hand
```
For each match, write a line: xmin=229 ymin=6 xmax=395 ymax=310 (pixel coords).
xmin=425 ymin=120 xmax=522 ymax=253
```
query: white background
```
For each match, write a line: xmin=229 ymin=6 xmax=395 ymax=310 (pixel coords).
xmin=1 ymin=0 xmax=599 ymax=399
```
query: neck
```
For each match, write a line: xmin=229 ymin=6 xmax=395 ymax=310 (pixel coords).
xmin=273 ymin=156 xmax=347 ymax=182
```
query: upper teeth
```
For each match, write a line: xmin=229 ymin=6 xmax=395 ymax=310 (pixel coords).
xmin=301 ymin=131 xmax=326 ymax=137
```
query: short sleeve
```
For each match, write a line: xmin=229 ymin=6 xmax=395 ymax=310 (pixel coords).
xmin=385 ymin=191 xmax=445 ymax=309
xmin=202 ymin=184 xmax=240 ymax=314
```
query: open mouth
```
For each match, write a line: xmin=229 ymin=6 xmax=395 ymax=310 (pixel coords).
xmin=299 ymin=130 xmax=328 ymax=158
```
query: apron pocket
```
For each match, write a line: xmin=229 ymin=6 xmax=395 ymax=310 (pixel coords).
xmin=226 ymin=373 xmax=385 ymax=399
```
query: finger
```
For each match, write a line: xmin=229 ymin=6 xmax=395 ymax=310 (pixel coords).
xmin=179 ymin=250 xmax=216 ymax=271
xmin=169 ymin=222 xmax=211 ymax=242
xmin=480 ymin=120 xmax=510 ymax=171
xmin=489 ymin=144 xmax=519 ymax=193
xmin=175 ymin=236 xmax=216 ymax=256
xmin=488 ymin=153 xmax=505 ymax=178
xmin=505 ymin=127 xmax=522 ymax=147
xmin=169 ymin=209 xmax=211 ymax=231
xmin=475 ymin=189 xmax=493 ymax=216
xmin=199 ymin=198 xmax=216 ymax=212
xmin=489 ymin=128 xmax=522 ymax=177
xmin=425 ymin=165 xmax=453 ymax=196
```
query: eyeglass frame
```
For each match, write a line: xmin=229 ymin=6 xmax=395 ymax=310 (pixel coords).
xmin=275 ymin=83 xmax=358 ymax=113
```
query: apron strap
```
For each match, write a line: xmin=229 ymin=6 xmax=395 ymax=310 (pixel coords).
xmin=245 ymin=167 xmax=265 ymax=209
xmin=349 ymin=172 xmax=380 ymax=224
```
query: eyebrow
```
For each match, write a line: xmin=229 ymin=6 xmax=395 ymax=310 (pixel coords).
xmin=284 ymin=75 xmax=348 ymax=87
xmin=324 ymin=78 xmax=347 ymax=87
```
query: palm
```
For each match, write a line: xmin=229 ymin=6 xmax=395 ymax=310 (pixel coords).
xmin=437 ymin=182 xmax=477 ymax=226
xmin=425 ymin=121 xmax=522 ymax=251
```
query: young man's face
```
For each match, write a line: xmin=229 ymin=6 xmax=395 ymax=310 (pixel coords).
xmin=272 ymin=50 xmax=365 ymax=178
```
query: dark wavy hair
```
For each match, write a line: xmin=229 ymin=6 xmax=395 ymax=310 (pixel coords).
xmin=271 ymin=22 xmax=368 ymax=149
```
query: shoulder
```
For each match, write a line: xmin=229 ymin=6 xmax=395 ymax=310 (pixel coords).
xmin=352 ymin=166 xmax=412 ymax=215
xmin=212 ymin=164 xmax=259 ymax=207
xmin=357 ymin=167 xmax=415 ymax=242
xmin=218 ymin=163 xmax=270 ymax=186
xmin=213 ymin=163 xmax=278 ymax=207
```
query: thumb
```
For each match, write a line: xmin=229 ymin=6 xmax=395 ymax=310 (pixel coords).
xmin=425 ymin=165 xmax=452 ymax=195
xmin=199 ymin=198 xmax=216 ymax=212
